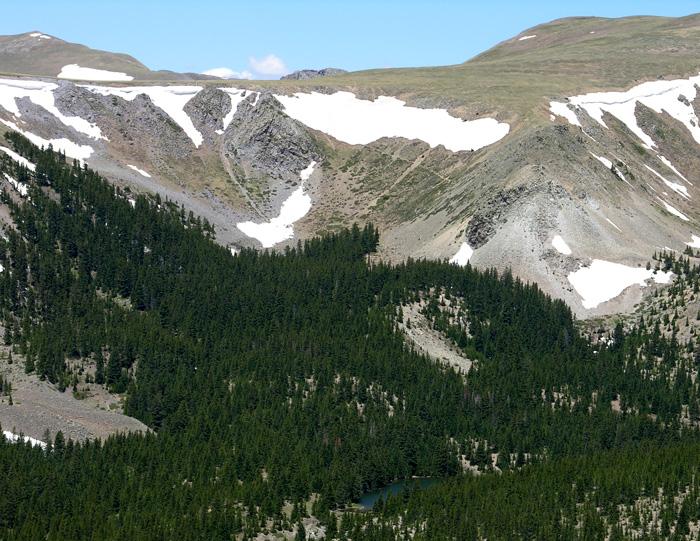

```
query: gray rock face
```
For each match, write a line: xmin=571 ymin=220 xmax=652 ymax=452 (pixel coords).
xmin=224 ymin=92 xmax=320 ymax=184
xmin=51 ymin=82 xmax=196 ymax=166
xmin=183 ymin=87 xmax=231 ymax=146
xmin=13 ymin=95 xmax=96 ymax=146
xmin=281 ymin=68 xmax=347 ymax=80
xmin=465 ymin=185 xmax=531 ymax=249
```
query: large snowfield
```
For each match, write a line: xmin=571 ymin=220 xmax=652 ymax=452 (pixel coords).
xmin=275 ymin=91 xmax=510 ymax=152
xmin=568 ymin=259 xmax=672 ymax=309
xmin=0 ymin=77 xmax=513 ymax=167
xmin=58 ymin=64 xmax=134 ymax=82
xmin=551 ymin=73 xmax=700 ymax=149
xmin=236 ymin=161 xmax=316 ymax=247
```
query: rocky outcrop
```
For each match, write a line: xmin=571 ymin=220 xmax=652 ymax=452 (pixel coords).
xmin=51 ymin=83 xmax=197 ymax=164
xmin=221 ymin=92 xmax=321 ymax=213
xmin=224 ymin=92 xmax=320 ymax=183
xmin=281 ymin=68 xmax=347 ymax=80
xmin=183 ymin=87 xmax=231 ymax=146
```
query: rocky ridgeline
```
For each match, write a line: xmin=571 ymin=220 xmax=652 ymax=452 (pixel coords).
xmin=281 ymin=67 xmax=347 ymax=80
xmin=225 ymin=93 xmax=319 ymax=182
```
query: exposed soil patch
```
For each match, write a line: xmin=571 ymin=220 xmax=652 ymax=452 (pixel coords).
xmin=0 ymin=348 xmax=148 ymax=443
xmin=397 ymin=302 xmax=472 ymax=374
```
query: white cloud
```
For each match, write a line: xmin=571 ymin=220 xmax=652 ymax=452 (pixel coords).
xmin=249 ymin=54 xmax=288 ymax=77
xmin=201 ymin=53 xmax=289 ymax=81
xmin=202 ymin=67 xmax=253 ymax=80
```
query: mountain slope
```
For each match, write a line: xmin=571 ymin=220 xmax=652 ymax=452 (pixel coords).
xmin=0 ymin=31 xmax=208 ymax=80
xmin=0 ymin=15 xmax=699 ymax=317
xmin=1 ymin=136 xmax=700 ymax=539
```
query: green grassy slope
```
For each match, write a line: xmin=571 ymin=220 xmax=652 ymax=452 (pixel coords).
xmin=228 ymin=15 xmax=700 ymax=124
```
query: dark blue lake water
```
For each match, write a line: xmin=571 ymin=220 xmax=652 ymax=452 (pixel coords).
xmin=358 ymin=478 xmax=439 ymax=510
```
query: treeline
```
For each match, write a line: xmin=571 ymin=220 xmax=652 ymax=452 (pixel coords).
xmin=0 ymin=131 xmax=698 ymax=539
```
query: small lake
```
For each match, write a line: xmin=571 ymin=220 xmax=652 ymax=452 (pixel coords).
xmin=358 ymin=478 xmax=439 ymax=510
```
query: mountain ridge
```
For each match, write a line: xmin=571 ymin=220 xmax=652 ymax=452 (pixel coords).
xmin=0 ymin=31 xmax=213 ymax=81
xmin=281 ymin=68 xmax=348 ymax=80
xmin=0 ymin=15 xmax=699 ymax=317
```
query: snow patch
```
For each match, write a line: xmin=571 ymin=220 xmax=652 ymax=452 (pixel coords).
xmin=593 ymin=154 xmax=612 ymax=169
xmin=657 ymin=198 xmax=689 ymax=221
xmin=568 ymin=259 xmax=672 ymax=309
xmin=82 ymin=85 xmax=203 ymax=146
xmin=549 ymin=101 xmax=581 ymax=127
xmin=275 ymin=91 xmax=509 ymax=153
xmin=644 ymin=165 xmax=689 ymax=199
xmin=219 ymin=88 xmax=253 ymax=130
xmin=518 ymin=35 xmax=537 ymax=41
xmin=3 ymin=172 xmax=28 ymax=196
xmin=58 ymin=64 xmax=134 ymax=82
xmin=0 ymin=145 xmax=36 ymax=171
xmin=3 ymin=430 xmax=46 ymax=449
xmin=299 ymin=161 xmax=315 ymax=181
xmin=236 ymin=161 xmax=316 ymax=247
xmin=29 ymin=33 xmax=51 ymax=40
xmin=449 ymin=243 xmax=474 ymax=266
xmin=686 ymin=235 xmax=700 ymax=249
xmin=605 ymin=218 xmax=622 ymax=232
xmin=658 ymin=155 xmax=691 ymax=186
xmin=0 ymin=118 xmax=94 ymax=162
xmin=0 ymin=78 xmax=105 ymax=139
xmin=127 ymin=164 xmax=151 ymax=178
xmin=591 ymin=153 xmax=629 ymax=184
xmin=552 ymin=235 xmax=572 ymax=255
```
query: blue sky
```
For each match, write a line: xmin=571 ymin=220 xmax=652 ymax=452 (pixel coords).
xmin=1 ymin=0 xmax=698 ymax=78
